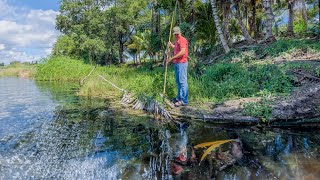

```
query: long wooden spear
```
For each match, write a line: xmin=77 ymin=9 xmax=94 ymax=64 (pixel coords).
xmin=162 ymin=1 xmax=178 ymax=111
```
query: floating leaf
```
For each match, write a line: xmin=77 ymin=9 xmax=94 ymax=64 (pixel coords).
xmin=196 ymin=139 xmax=235 ymax=163
xmin=194 ymin=139 xmax=235 ymax=149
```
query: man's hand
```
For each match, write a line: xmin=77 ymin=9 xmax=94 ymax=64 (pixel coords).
xmin=168 ymin=41 xmax=174 ymax=48
xmin=166 ymin=58 xmax=171 ymax=65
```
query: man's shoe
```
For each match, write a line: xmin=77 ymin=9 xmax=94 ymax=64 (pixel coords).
xmin=171 ymin=98 xmax=179 ymax=103
xmin=174 ymin=101 xmax=188 ymax=107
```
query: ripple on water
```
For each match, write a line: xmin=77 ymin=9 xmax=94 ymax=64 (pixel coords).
xmin=0 ymin=77 xmax=56 ymax=137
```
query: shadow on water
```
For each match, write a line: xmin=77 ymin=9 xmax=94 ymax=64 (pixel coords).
xmin=1 ymin=77 xmax=320 ymax=179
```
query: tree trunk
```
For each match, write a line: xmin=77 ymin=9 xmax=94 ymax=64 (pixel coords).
xmin=262 ymin=0 xmax=275 ymax=40
xmin=300 ymin=0 xmax=308 ymax=30
xmin=105 ymin=53 xmax=108 ymax=65
xmin=210 ymin=0 xmax=230 ymax=53
xmin=287 ymin=0 xmax=294 ymax=35
xmin=234 ymin=1 xmax=255 ymax=44
xmin=118 ymin=33 xmax=124 ymax=63
xmin=151 ymin=0 xmax=159 ymax=34
xmin=223 ymin=0 xmax=231 ymax=45
xmin=250 ymin=0 xmax=257 ymax=38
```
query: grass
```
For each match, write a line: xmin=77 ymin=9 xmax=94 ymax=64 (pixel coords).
xmin=0 ymin=63 xmax=36 ymax=77
xmin=36 ymin=56 xmax=93 ymax=81
xmin=214 ymin=39 xmax=320 ymax=63
xmin=35 ymin=55 xmax=295 ymax=105
xmin=243 ymin=98 xmax=273 ymax=121
xmin=263 ymin=39 xmax=320 ymax=58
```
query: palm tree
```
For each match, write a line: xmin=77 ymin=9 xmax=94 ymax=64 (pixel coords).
xmin=127 ymin=30 xmax=152 ymax=63
xmin=194 ymin=0 xmax=217 ymax=45
xmin=232 ymin=0 xmax=255 ymax=44
xmin=210 ymin=0 xmax=230 ymax=53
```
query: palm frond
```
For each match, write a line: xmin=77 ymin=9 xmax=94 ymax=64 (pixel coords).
xmin=194 ymin=139 xmax=235 ymax=163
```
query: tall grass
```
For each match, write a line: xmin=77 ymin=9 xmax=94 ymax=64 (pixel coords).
xmin=0 ymin=63 xmax=36 ymax=77
xmin=36 ymin=56 xmax=93 ymax=81
xmin=264 ymin=39 xmax=320 ymax=57
xmin=35 ymin=56 xmax=295 ymax=104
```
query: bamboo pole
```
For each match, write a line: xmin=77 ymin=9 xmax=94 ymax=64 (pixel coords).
xmin=162 ymin=0 xmax=178 ymax=108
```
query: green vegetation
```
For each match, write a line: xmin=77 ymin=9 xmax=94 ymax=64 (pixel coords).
xmin=36 ymin=39 xmax=313 ymax=104
xmin=243 ymin=98 xmax=273 ymax=121
xmin=2 ymin=39 xmax=316 ymax=109
xmin=53 ymin=0 xmax=319 ymax=65
xmin=0 ymin=62 xmax=36 ymax=77
xmin=263 ymin=39 xmax=320 ymax=57
xmin=36 ymin=56 xmax=93 ymax=81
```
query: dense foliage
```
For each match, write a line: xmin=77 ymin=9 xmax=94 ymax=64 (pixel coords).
xmin=54 ymin=0 xmax=319 ymax=64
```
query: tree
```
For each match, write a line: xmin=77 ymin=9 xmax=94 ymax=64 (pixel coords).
xmin=52 ymin=35 xmax=76 ymax=57
xmin=80 ymin=37 xmax=106 ymax=64
xmin=262 ymin=0 xmax=275 ymax=40
xmin=222 ymin=0 xmax=231 ymax=44
xmin=210 ymin=0 xmax=230 ymax=53
xmin=249 ymin=0 xmax=257 ymax=37
xmin=127 ymin=30 xmax=151 ymax=63
xmin=232 ymin=0 xmax=255 ymax=44
xmin=287 ymin=0 xmax=295 ymax=35
xmin=56 ymin=0 xmax=149 ymax=64
xmin=300 ymin=0 xmax=308 ymax=30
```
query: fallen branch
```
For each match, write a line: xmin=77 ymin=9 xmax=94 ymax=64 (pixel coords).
xmin=80 ymin=66 xmax=97 ymax=86
xmin=170 ymin=111 xmax=261 ymax=124
xmin=98 ymin=74 xmax=127 ymax=93
xmin=98 ymin=74 xmax=172 ymax=120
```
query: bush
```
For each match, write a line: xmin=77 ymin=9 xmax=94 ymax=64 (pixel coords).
xmin=189 ymin=62 xmax=295 ymax=103
xmin=249 ymin=64 xmax=294 ymax=94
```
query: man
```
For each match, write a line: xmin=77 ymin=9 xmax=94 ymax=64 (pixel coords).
xmin=166 ymin=26 xmax=189 ymax=107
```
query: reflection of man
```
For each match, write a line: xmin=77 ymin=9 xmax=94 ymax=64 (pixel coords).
xmin=167 ymin=26 xmax=189 ymax=107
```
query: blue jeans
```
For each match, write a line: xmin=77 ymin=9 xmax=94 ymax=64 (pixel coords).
xmin=174 ymin=62 xmax=188 ymax=105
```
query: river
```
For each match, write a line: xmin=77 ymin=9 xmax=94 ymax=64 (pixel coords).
xmin=1 ymin=77 xmax=320 ymax=179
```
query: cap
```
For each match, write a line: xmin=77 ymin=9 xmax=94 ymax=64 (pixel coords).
xmin=173 ymin=26 xmax=181 ymax=35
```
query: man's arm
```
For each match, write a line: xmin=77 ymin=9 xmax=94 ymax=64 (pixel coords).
xmin=168 ymin=41 xmax=175 ymax=48
xmin=166 ymin=48 xmax=186 ymax=65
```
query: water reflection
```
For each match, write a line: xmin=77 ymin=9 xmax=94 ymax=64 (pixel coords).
xmin=1 ymin=77 xmax=320 ymax=179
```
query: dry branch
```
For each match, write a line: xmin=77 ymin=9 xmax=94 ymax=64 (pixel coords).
xmin=98 ymin=74 xmax=172 ymax=120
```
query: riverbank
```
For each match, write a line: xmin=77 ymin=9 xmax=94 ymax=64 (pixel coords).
xmin=0 ymin=62 xmax=36 ymax=78
xmin=3 ymin=39 xmax=320 ymax=123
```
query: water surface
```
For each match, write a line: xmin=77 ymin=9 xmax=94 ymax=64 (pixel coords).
xmin=1 ymin=77 xmax=320 ymax=179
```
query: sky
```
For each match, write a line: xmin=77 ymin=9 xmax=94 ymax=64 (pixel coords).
xmin=0 ymin=0 xmax=60 ymax=64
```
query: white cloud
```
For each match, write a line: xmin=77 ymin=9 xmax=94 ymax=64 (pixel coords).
xmin=0 ymin=0 xmax=15 ymax=17
xmin=0 ymin=50 xmax=39 ymax=64
xmin=0 ymin=44 xmax=5 ymax=50
xmin=0 ymin=0 xmax=60 ymax=64
xmin=45 ymin=48 xmax=52 ymax=55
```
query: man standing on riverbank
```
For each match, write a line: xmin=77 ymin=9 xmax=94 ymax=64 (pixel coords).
xmin=166 ymin=26 xmax=189 ymax=107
